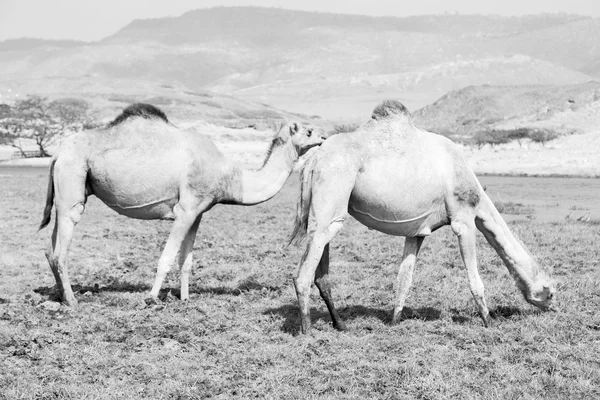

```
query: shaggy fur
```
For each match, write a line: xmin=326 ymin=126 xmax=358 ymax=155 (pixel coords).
xmin=107 ymin=103 xmax=169 ymax=128
xmin=371 ymin=100 xmax=411 ymax=120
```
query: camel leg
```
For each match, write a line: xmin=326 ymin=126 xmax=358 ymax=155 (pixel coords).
xmin=45 ymin=167 xmax=86 ymax=306
xmin=314 ymin=244 xmax=346 ymax=331
xmin=178 ymin=216 xmax=201 ymax=302
xmin=451 ymin=218 xmax=490 ymax=327
xmin=147 ymin=203 xmax=202 ymax=303
xmin=392 ymin=236 xmax=425 ymax=324
xmin=293 ymin=219 xmax=344 ymax=334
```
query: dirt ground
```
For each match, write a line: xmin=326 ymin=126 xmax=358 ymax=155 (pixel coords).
xmin=0 ymin=167 xmax=599 ymax=398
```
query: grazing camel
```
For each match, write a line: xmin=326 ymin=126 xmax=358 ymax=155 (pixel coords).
xmin=290 ymin=100 xmax=556 ymax=334
xmin=39 ymin=103 xmax=326 ymax=306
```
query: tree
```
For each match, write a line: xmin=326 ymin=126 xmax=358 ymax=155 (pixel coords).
xmin=529 ymin=128 xmax=559 ymax=148
xmin=0 ymin=104 xmax=11 ymax=146
xmin=505 ymin=128 xmax=529 ymax=148
xmin=474 ymin=130 xmax=512 ymax=149
xmin=0 ymin=95 xmax=94 ymax=157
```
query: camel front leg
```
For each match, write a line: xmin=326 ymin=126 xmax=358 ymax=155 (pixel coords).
xmin=392 ymin=236 xmax=424 ymax=324
xmin=294 ymin=220 xmax=344 ymax=334
xmin=452 ymin=219 xmax=490 ymax=327
xmin=178 ymin=216 xmax=201 ymax=301
xmin=314 ymin=244 xmax=346 ymax=331
xmin=147 ymin=208 xmax=198 ymax=304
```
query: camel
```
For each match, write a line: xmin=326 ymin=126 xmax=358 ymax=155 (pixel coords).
xmin=290 ymin=100 xmax=556 ymax=334
xmin=39 ymin=103 xmax=326 ymax=306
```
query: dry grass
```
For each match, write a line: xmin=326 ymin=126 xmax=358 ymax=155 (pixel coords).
xmin=491 ymin=199 xmax=535 ymax=216
xmin=1 ymin=168 xmax=599 ymax=399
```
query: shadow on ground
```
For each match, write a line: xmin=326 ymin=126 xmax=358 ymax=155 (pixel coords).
xmin=263 ymin=304 xmax=447 ymax=334
xmin=34 ymin=277 xmax=282 ymax=302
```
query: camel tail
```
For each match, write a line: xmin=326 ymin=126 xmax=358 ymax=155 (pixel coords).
xmin=288 ymin=154 xmax=318 ymax=246
xmin=39 ymin=158 xmax=57 ymax=231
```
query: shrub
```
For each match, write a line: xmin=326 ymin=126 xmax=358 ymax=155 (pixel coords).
xmin=474 ymin=127 xmax=560 ymax=148
xmin=528 ymin=128 xmax=560 ymax=147
xmin=474 ymin=130 xmax=512 ymax=148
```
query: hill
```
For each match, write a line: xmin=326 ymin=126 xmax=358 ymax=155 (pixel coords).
xmin=1 ymin=7 xmax=599 ymax=120
xmin=413 ymin=81 xmax=600 ymax=139
xmin=0 ymin=76 xmax=320 ymax=131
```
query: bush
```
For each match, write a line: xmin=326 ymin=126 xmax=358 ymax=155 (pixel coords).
xmin=528 ymin=128 xmax=560 ymax=147
xmin=474 ymin=127 xmax=560 ymax=148
xmin=474 ymin=130 xmax=512 ymax=148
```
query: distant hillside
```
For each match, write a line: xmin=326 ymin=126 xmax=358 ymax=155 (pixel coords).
xmin=1 ymin=7 xmax=599 ymax=120
xmin=107 ymin=8 xmax=587 ymax=44
xmin=414 ymin=81 xmax=600 ymax=139
xmin=0 ymin=38 xmax=86 ymax=51
xmin=0 ymin=76 xmax=320 ymax=130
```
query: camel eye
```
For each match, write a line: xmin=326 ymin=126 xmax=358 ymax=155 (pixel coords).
xmin=307 ymin=128 xmax=313 ymax=137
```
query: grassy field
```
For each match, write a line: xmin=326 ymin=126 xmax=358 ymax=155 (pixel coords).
xmin=1 ymin=168 xmax=599 ymax=399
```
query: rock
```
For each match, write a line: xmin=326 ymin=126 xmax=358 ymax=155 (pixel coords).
xmin=24 ymin=292 xmax=43 ymax=305
xmin=161 ymin=338 xmax=181 ymax=351
xmin=37 ymin=301 xmax=61 ymax=312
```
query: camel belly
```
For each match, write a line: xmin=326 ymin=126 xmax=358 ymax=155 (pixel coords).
xmin=91 ymin=181 xmax=179 ymax=220
xmin=348 ymin=203 xmax=442 ymax=236
xmin=88 ymin=153 xmax=182 ymax=220
xmin=348 ymin=164 xmax=448 ymax=236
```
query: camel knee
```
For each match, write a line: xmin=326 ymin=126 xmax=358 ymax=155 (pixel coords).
xmin=180 ymin=253 xmax=193 ymax=274
xmin=293 ymin=275 xmax=309 ymax=292
xmin=66 ymin=202 xmax=85 ymax=224
xmin=157 ymin=259 xmax=175 ymax=278
xmin=314 ymin=274 xmax=330 ymax=289
xmin=451 ymin=220 xmax=472 ymax=237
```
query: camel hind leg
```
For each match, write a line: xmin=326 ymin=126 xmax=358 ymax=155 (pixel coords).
xmin=293 ymin=172 xmax=354 ymax=334
xmin=45 ymin=161 xmax=87 ymax=306
xmin=392 ymin=236 xmax=425 ymax=324
xmin=314 ymin=244 xmax=346 ymax=331
xmin=293 ymin=218 xmax=344 ymax=334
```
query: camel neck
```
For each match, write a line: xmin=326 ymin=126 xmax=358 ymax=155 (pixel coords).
xmin=476 ymin=194 xmax=543 ymax=297
xmin=230 ymin=139 xmax=298 ymax=206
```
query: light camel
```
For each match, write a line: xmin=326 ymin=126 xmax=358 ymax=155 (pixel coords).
xmin=290 ymin=100 xmax=556 ymax=334
xmin=39 ymin=103 xmax=326 ymax=306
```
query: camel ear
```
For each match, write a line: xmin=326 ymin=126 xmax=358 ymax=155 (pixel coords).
xmin=289 ymin=122 xmax=299 ymax=135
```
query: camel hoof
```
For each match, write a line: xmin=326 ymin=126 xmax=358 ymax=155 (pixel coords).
xmin=482 ymin=316 xmax=492 ymax=328
xmin=62 ymin=296 xmax=78 ymax=307
xmin=333 ymin=321 xmax=347 ymax=331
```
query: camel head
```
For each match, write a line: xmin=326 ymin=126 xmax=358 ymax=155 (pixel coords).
xmin=526 ymin=276 xmax=557 ymax=311
xmin=276 ymin=121 xmax=327 ymax=156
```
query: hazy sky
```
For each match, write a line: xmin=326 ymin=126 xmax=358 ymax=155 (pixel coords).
xmin=1 ymin=0 xmax=599 ymax=41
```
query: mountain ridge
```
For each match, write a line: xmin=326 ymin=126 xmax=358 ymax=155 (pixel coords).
xmin=1 ymin=7 xmax=598 ymax=120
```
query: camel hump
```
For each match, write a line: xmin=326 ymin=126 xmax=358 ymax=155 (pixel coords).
xmin=107 ymin=103 xmax=169 ymax=128
xmin=371 ymin=100 xmax=411 ymax=121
